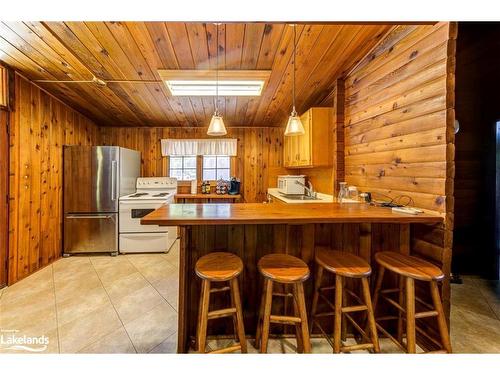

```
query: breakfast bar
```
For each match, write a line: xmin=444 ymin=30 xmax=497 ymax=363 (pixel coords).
xmin=142 ymin=202 xmax=445 ymax=353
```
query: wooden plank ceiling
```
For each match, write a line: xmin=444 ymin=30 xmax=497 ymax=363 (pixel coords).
xmin=0 ymin=22 xmax=392 ymax=127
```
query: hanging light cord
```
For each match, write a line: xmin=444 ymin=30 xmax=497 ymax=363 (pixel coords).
xmin=292 ymin=25 xmax=297 ymax=116
xmin=215 ymin=23 xmax=219 ymax=116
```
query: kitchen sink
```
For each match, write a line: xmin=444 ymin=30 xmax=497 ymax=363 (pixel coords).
xmin=281 ymin=195 xmax=321 ymax=201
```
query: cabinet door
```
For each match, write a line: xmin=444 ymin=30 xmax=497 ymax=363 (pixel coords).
xmin=284 ymin=134 xmax=292 ymax=167
xmin=297 ymin=111 xmax=312 ymax=166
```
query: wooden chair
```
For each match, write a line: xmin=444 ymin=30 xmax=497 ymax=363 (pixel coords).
xmin=255 ymin=254 xmax=311 ymax=353
xmin=310 ymin=247 xmax=380 ymax=353
xmin=372 ymin=251 xmax=452 ymax=353
xmin=195 ymin=252 xmax=247 ymax=354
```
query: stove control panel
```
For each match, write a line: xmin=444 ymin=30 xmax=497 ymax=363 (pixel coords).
xmin=136 ymin=177 xmax=178 ymax=189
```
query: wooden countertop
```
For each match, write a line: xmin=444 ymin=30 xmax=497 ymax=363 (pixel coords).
xmin=175 ymin=193 xmax=241 ymax=199
xmin=141 ymin=202 xmax=443 ymax=226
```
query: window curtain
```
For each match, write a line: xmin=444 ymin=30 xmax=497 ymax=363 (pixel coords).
xmin=161 ymin=139 xmax=237 ymax=156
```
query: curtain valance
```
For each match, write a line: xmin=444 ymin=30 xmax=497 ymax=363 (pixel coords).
xmin=161 ymin=138 xmax=237 ymax=156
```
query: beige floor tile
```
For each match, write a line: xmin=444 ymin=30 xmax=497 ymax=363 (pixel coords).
xmin=126 ymin=253 xmax=170 ymax=268
xmin=56 ymin=285 xmax=110 ymax=326
xmin=58 ymin=302 xmax=122 ymax=353
xmin=53 ymin=256 xmax=91 ymax=273
xmin=1 ymin=266 xmax=54 ymax=305
xmin=162 ymin=241 xmax=180 ymax=267
xmin=54 ymin=271 xmax=103 ymax=303
xmin=450 ymin=304 xmax=500 ymax=353
xmin=134 ymin=259 xmax=177 ymax=284
xmin=101 ymin=271 xmax=150 ymax=301
xmin=451 ymin=282 xmax=497 ymax=319
xmin=152 ymin=272 xmax=179 ymax=310
xmin=93 ymin=260 xmax=137 ymax=284
xmin=112 ymin=284 xmax=164 ymax=324
xmin=78 ymin=326 xmax=136 ymax=354
xmin=124 ymin=301 xmax=177 ymax=353
xmin=149 ymin=332 xmax=178 ymax=353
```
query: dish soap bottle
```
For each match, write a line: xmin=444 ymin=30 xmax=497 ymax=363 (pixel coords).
xmin=338 ymin=182 xmax=348 ymax=203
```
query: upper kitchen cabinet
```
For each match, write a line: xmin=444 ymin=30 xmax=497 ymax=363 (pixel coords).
xmin=284 ymin=107 xmax=332 ymax=168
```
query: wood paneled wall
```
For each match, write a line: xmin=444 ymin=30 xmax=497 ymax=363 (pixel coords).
xmin=99 ymin=127 xmax=287 ymax=203
xmin=343 ymin=23 xmax=457 ymax=330
xmin=0 ymin=109 xmax=8 ymax=287
xmin=8 ymin=74 xmax=99 ymax=284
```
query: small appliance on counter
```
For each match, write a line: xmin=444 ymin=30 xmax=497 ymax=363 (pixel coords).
xmin=228 ymin=177 xmax=241 ymax=195
xmin=277 ymin=175 xmax=306 ymax=195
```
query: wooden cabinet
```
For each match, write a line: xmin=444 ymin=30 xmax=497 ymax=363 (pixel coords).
xmin=283 ymin=107 xmax=331 ymax=168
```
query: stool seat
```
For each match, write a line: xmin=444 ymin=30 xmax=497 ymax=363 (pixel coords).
xmin=258 ymin=254 xmax=310 ymax=283
xmin=315 ymin=248 xmax=371 ymax=278
xmin=195 ymin=252 xmax=243 ymax=281
xmin=375 ymin=251 xmax=444 ymax=282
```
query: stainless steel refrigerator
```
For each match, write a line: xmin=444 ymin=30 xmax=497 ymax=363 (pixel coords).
xmin=63 ymin=146 xmax=140 ymax=256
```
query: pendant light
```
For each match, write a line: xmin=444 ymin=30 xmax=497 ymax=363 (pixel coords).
xmin=207 ymin=23 xmax=227 ymax=136
xmin=284 ymin=24 xmax=305 ymax=136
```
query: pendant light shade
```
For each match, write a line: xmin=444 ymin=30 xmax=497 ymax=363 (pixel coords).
xmin=284 ymin=24 xmax=304 ymax=136
xmin=284 ymin=110 xmax=304 ymax=136
xmin=208 ymin=23 xmax=227 ymax=136
xmin=207 ymin=113 xmax=227 ymax=136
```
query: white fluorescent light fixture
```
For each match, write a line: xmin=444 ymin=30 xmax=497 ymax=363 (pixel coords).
xmin=166 ymin=80 xmax=264 ymax=96
xmin=158 ymin=70 xmax=271 ymax=97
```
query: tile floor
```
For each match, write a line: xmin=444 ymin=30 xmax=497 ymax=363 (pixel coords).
xmin=1 ymin=241 xmax=499 ymax=354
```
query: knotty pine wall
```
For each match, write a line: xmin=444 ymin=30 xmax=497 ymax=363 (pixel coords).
xmin=343 ymin=22 xmax=457 ymax=323
xmin=8 ymin=74 xmax=99 ymax=284
xmin=99 ymin=127 xmax=287 ymax=203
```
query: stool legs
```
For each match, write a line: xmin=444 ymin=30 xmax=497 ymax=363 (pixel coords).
xmin=309 ymin=265 xmax=324 ymax=333
xmin=260 ymin=279 xmax=273 ymax=353
xmin=231 ymin=278 xmax=248 ymax=353
xmin=397 ymin=275 xmax=405 ymax=343
xmin=430 ymin=281 xmax=452 ymax=353
xmin=294 ymin=282 xmax=311 ymax=353
xmin=333 ymin=275 xmax=343 ymax=353
xmin=405 ymin=277 xmax=416 ymax=353
xmin=197 ymin=280 xmax=211 ymax=353
xmin=361 ymin=277 xmax=380 ymax=353
xmin=292 ymin=290 xmax=304 ymax=353
xmin=196 ymin=278 xmax=247 ymax=353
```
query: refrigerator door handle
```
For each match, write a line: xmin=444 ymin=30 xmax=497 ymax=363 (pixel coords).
xmin=111 ymin=159 xmax=118 ymax=201
xmin=66 ymin=214 xmax=113 ymax=219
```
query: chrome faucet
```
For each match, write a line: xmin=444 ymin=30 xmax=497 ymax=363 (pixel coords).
xmin=295 ymin=180 xmax=317 ymax=198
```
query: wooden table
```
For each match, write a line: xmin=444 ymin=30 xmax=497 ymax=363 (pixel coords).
xmin=174 ymin=193 xmax=241 ymax=203
xmin=142 ymin=203 xmax=443 ymax=353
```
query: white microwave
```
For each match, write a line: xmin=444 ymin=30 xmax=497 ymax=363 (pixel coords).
xmin=277 ymin=175 xmax=306 ymax=195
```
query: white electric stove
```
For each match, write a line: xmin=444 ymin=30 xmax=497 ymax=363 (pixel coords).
xmin=119 ymin=177 xmax=178 ymax=253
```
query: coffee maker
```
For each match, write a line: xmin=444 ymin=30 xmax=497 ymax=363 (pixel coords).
xmin=228 ymin=177 xmax=241 ymax=195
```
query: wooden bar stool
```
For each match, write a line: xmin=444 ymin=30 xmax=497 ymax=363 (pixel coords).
xmin=372 ymin=251 xmax=452 ymax=353
xmin=310 ymin=248 xmax=380 ymax=353
xmin=195 ymin=252 xmax=247 ymax=354
xmin=255 ymin=254 xmax=311 ymax=353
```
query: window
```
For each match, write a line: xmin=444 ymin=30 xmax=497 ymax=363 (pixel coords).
xmin=0 ymin=65 xmax=7 ymax=108
xmin=169 ymin=156 xmax=197 ymax=180
xmin=203 ymin=155 xmax=230 ymax=181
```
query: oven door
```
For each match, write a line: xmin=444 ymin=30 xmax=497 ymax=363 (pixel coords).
xmin=119 ymin=200 xmax=166 ymax=233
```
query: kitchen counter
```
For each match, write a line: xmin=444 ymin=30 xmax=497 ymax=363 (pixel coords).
xmin=141 ymin=203 xmax=443 ymax=353
xmin=141 ymin=202 xmax=443 ymax=226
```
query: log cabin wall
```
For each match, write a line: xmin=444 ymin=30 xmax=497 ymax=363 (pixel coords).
xmin=343 ymin=22 xmax=457 ymax=331
xmin=8 ymin=74 xmax=100 ymax=284
xmin=98 ymin=127 xmax=287 ymax=203
xmin=0 ymin=108 xmax=8 ymax=287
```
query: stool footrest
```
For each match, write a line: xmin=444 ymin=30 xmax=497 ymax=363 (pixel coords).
xmin=381 ymin=288 xmax=400 ymax=294
xmin=415 ymin=310 xmax=438 ymax=319
xmin=207 ymin=307 xmax=236 ymax=320
xmin=341 ymin=305 xmax=368 ymax=313
xmin=270 ymin=314 xmax=302 ymax=324
xmin=210 ymin=286 xmax=231 ymax=293
xmin=340 ymin=343 xmax=375 ymax=352
xmin=382 ymin=295 xmax=405 ymax=312
xmin=208 ymin=344 xmax=242 ymax=354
